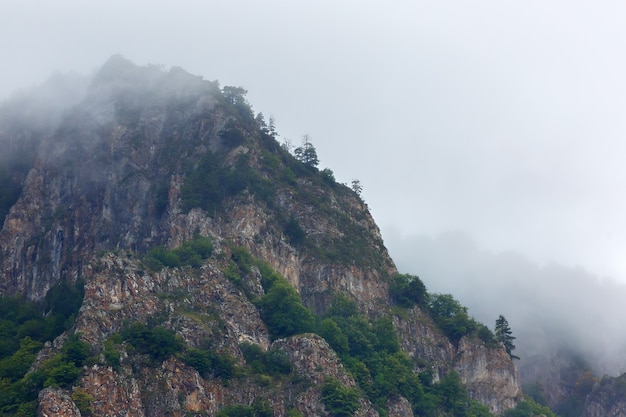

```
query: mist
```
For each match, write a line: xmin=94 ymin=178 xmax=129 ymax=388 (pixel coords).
xmin=385 ymin=227 xmax=626 ymax=377
xmin=3 ymin=0 xmax=626 ymax=386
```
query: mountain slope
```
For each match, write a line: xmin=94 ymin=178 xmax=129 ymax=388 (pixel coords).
xmin=0 ymin=56 xmax=520 ymax=416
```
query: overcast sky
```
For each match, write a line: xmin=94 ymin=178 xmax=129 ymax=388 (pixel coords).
xmin=2 ymin=2 xmax=626 ymax=284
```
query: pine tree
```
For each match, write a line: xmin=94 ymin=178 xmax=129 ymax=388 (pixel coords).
xmin=495 ymin=315 xmax=520 ymax=360
xmin=294 ymin=135 xmax=319 ymax=168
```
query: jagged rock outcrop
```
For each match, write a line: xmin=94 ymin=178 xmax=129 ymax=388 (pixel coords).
xmin=581 ymin=374 xmax=626 ymax=417
xmin=0 ymin=56 xmax=521 ymax=416
xmin=273 ymin=335 xmax=379 ymax=417
xmin=38 ymin=388 xmax=81 ymax=417
xmin=454 ymin=337 xmax=521 ymax=415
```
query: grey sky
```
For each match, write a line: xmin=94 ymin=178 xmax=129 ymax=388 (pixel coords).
xmin=3 ymin=1 xmax=626 ymax=284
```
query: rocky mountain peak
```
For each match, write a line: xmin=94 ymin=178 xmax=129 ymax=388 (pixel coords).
xmin=0 ymin=57 xmax=522 ymax=416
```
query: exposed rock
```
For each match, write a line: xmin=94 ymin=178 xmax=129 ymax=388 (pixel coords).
xmin=0 ymin=56 xmax=522 ymax=416
xmin=81 ymin=364 xmax=145 ymax=417
xmin=582 ymin=373 xmax=626 ymax=417
xmin=38 ymin=387 xmax=81 ymax=417
xmin=274 ymin=334 xmax=379 ymax=417
xmin=387 ymin=396 xmax=414 ymax=417
xmin=454 ymin=336 xmax=522 ymax=415
xmin=394 ymin=306 xmax=456 ymax=379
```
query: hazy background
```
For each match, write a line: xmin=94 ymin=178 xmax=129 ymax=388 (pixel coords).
xmin=2 ymin=1 xmax=626 ymax=374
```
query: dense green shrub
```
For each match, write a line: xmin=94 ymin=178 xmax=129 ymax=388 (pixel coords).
xmin=433 ymin=372 xmax=492 ymax=417
xmin=318 ymin=318 xmax=349 ymax=355
xmin=428 ymin=293 xmax=480 ymax=345
xmin=143 ymin=235 xmax=213 ymax=271
xmin=219 ymin=123 xmax=247 ymax=147
xmin=502 ymin=399 xmax=556 ymax=417
xmin=257 ymin=280 xmax=315 ymax=340
xmin=181 ymin=150 xmax=276 ymax=214
xmin=319 ymin=294 xmax=497 ymax=417
xmin=0 ymin=283 xmax=85 ymax=415
xmin=389 ymin=273 xmax=428 ymax=308
xmin=320 ymin=168 xmax=336 ymax=186
xmin=216 ymin=399 xmax=273 ymax=417
xmin=121 ymin=322 xmax=184 ymax=363
xmin=283 ymin=216 xmax=306 ymax=247
xmin=240 ymin=342 xmax=292 ymax=376
xmin=104 ymin=335 xmax=122 ymax=369
xmin=223 ymin=247 xmax=314 ymax=340
xmin=321 ymin=378 xmax=361 ymax=417
xmin=71 ymin=388 xmax=94 ymax=416
xmin=182 ymin=347 xmax=237 ymax=381
xmin=0 ymin=337 xmax=42 ymax=382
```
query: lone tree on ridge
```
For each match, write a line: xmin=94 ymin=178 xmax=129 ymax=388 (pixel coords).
xmin=495 ymin=315 xmax=520 ymax=360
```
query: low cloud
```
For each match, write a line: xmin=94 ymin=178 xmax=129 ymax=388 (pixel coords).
xmin=384 ymin=227 xmax=626 ymax=377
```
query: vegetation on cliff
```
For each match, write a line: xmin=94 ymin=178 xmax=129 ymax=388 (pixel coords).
xmin=0 ymin=57 xmax=532 ymax=416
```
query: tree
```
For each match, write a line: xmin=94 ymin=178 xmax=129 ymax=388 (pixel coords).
xmin=389 ymin=273 xmax=428 ymax=308
xmin=495 ymin=315 xmax=519 ymax=360
xmin=222 ymin=86 xmax=248 ymax=106
xmin=257 ymin=280 xmax=315 ymax=340
xmin=294 ymin=135 xmax=319 ymax=168
xmin=351 ymin=179 xmax=363 ymax=197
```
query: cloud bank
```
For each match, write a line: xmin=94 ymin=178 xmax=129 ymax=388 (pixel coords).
xmin=385 ymin=227 xmax=626 ymax=377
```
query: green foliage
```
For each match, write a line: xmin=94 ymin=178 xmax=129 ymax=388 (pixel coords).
xmin=239 ymin=342 xmax=292 ymax=377
xmin=0 ymin=289 xmax=85 ymax=415
xmin=389 ymin=273 xmax=428 ymax=308
xmin=182 ymin=346 xmax=237 ymax=381
xmin=104 ymin=335 xmax=122 ymax=369
xmin=293 ymin=135 xmax=319 ymax=169
xmin=221 ymin=86 xmax=255 ymax=122
xmin=554 ymin=370 xmax=597 ymax=417
xmin=325 ymin=294 xmax=358 ymax=319
xmin=321 ymin=378 xmax=360 ymax=417
xmin=522 ymin=382 xmax=547 ymax=407
xmin=257 ymin=280 xmax=315 ymax=340
xmin=222 ymin=244 xmax=258 ymax=296
xmin=283 ymin=216 xmax=306 ymax=247
xmin=433 ymin=372 xmax=492 ymax=417
xmin=502 ymin=399 xmax=557 ymax=417
xmin=216 ymin=399 xmax=273 ymax=417
xmin=256 ymin=261 xmax=281 ymax=290
xmin=144 ymin=235 xmax=213 ymax=271
xmin=428 ymin=293 xmax=481 ymax=345
xmin=320 ymin=168 xmax=336 ymax=186
xmin=318 ymin=318 xmax=349 ymax=355
xmin=181 ymin=150 xmax=276 ymax=215
xmin=0 ymin=337 xmax=43 ymax=382
xmin=219 ymin=121 xmax=248 ymax=147
xmin=319 ymin=294 xmax=496 ymax=417
xmin=121 ymin=322 xmax=184 ymax=363
xmin=36 ymin=333 xmax=91 ymax=389
xmin=223 ymin=247 xmax=315 ymax=340
xmin=495 ymin=315 xmax=519 ymax=360
xmin=72 ymin=388 xmax=94 ymax=416
xmin=44 ymin=279 xmax=85 ymax=337
xmin=476 ymin=323 xmax=498 ymax=348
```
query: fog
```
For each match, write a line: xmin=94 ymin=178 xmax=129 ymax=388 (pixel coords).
xmin=387 ymin=228 xmax=626 ymax=376
xmin=3 ymin=1 xmax=626 ymax=375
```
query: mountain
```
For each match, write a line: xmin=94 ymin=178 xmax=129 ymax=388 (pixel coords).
xmin=0 ymin=56 xmax=522 ymax=416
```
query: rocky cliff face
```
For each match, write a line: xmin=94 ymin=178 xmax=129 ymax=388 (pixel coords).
xmin=581 ymin=373 xmax=626 ymax=417
xmin=0 ymin=56 xmax=521 ymax=416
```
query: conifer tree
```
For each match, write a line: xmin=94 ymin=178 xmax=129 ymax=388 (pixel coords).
xmin=294 ymin=135 xmax=319 ymax=168
xmin=495 ymin=315 xmax=520 ymax=360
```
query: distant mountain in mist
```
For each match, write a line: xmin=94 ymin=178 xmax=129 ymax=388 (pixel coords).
xmin=0 ymin=56 xmax=526 ymax=417
xmin=386 ymin=229 xmax=626 ymax=416
xmin=1 ymin=55 xmax=624 ymax=417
